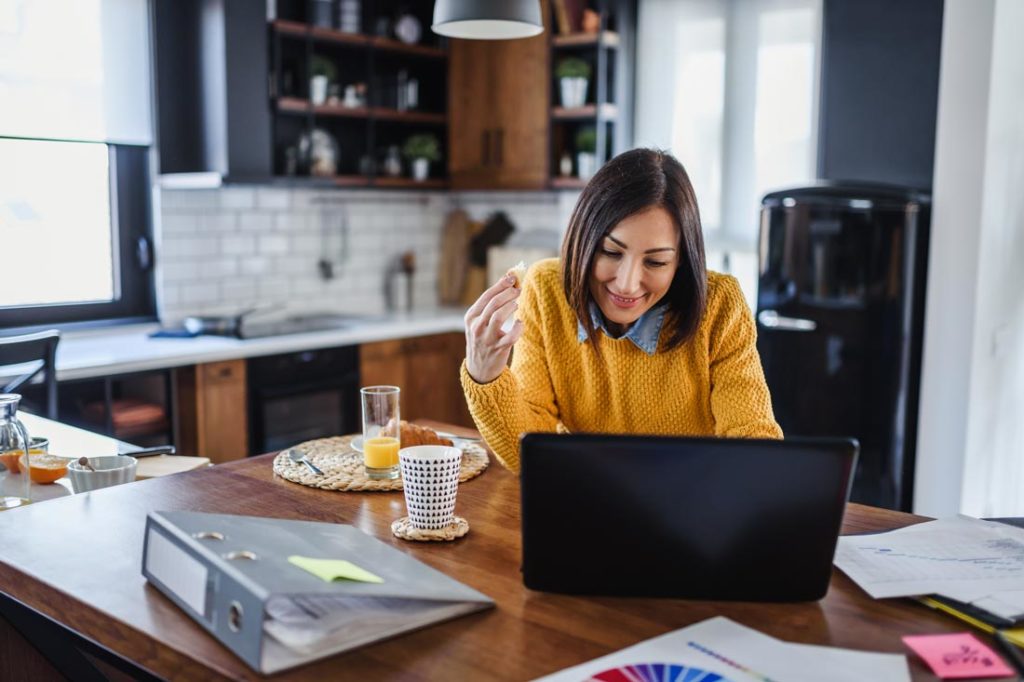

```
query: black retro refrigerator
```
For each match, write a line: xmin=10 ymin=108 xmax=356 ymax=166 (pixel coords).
xmin=755 ymin=183 xmax=930 ymax=511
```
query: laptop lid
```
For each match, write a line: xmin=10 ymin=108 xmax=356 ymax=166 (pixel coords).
xmin=519 ymin=434 xmax=858 ymax=602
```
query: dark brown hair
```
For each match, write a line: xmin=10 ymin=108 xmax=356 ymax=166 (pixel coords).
xmin=561 ymin=148 xmax=708 ymax=353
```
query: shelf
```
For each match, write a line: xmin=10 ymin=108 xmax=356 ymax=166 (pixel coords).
xmin=278 ymin=97 xmax=312 ymax=114
xmin=273 ymin=19 xmax=309 ymax=38
xmin=371 ymin=37 xmax=447 ymax=59
xmin=274 ymin=21 xmax=447 ymax=58
xmin=552 ymin=31 xmax=620 ymax=49
xmin=264 ymin=175 xmax=447 ymax=190
xmin=550 ymin=176 xmax=588 ymax=189
xmin=370 ymin=108 xmax=446 ymax=125
xmin=277 ymin=100 xmax=446 ymax=125
xmin=552 ymin=103 xmax=619 ymax=121
xmin=309 ymin=25 xmax=372 ymax=48
xmin=374 ymin=177 xmax=447 ymax=189
xmin=314 ymin=104 xmax=372 ymax=118
xmin=332 ymin=175 xmax=371 ymax=187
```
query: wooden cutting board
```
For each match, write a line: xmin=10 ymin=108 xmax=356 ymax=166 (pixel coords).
xmin=136 ymin=455 xmax=210 ymax=480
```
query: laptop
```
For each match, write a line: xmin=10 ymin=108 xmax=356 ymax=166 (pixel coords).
xmin=519 ymin=433 xmax=858 ymax=602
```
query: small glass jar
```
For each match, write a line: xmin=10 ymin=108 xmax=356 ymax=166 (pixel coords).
xmin=0 ymin=394 xmax=32 ymax=510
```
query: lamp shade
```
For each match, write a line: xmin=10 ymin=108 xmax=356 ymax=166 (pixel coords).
xmin=432 ymin=0 xmax=544 ymax=40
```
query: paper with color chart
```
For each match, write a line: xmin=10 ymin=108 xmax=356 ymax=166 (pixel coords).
xmin=533 ymin=616 xmax=910 ymax=682
xmin=834 ymin=517 xmax=1024 ymax=601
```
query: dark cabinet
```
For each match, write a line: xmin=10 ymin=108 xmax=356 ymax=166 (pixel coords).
xmin=154 ymin=0 xmax=273 ymax=181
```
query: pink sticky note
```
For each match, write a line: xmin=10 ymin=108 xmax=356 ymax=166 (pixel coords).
xmin=902 ymin=633 xmax=1015 ymax=679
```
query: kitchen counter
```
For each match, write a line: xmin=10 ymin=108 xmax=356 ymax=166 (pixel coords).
xmin=55 ymin=309 xmax=466 ymax=381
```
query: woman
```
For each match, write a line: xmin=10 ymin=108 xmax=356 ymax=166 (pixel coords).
xmin=461 ymin=149 xmax=781 ymax=471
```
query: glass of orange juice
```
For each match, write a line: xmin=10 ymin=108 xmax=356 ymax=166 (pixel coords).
xmin=360 ymin=386 xmax=401 ymax=480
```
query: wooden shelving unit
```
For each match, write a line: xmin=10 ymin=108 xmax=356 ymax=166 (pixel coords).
xmin=269 ymin=1 xmax=448 ymax=187
xmin=552 ymin=30 xmax=620 ymax=48
xmin=547 ymin=1 xmax=636 ymax=189
xmin=552 ymin=103 xmax=619 ymax=120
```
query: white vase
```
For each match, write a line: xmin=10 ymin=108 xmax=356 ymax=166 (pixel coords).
xmin=576 ymin=152 xmax=597 ymax=180
xmin=310 ymin=75 xmax=329 ymax=105
xmin=560 ymin=77 xmax=588 ymax=108
xmin=412 ymin=157 xmax=430 ymax=181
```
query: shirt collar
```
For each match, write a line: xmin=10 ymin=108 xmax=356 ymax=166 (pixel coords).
xmin=577 ymin=301 xmax=668 ymax=356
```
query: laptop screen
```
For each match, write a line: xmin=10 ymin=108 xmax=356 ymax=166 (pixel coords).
xmin=519 ymin=434 xmax=857 ymax=601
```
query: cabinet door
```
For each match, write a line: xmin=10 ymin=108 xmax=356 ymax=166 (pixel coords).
xmin=491 ymin=14 xmax=550 ymax=189
xmin=448 ymin=2 xmax=550 ymax=191
xmin=176 ymin=360 xmax=248 ymax=463
xmin=359 ymin=334 xmax=473 ymax=427
xmin=449 ymin=39 xmax=499 ymax=188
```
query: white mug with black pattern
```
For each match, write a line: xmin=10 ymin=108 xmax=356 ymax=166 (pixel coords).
xmin=399 ymin=445 xmax=462 ymax=529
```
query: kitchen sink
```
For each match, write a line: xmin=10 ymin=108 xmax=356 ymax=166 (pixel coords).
xmin=238 ymin=312 xmax=378 ymax=339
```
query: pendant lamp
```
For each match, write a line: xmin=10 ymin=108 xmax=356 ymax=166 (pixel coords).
xmin=432 ymin=0 xmax=544 ymax=40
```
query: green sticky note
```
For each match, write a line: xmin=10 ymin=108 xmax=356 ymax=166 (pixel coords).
xmin=287 ymin=555 xmax=384 ymax=584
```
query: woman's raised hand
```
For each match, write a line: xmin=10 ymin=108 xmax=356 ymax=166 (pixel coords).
xmin=464 ymin=274 xmax=524 ymax=384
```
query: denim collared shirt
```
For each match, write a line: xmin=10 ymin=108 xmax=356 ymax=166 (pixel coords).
xmin=577 ymin=301 xmax=669 ymax=356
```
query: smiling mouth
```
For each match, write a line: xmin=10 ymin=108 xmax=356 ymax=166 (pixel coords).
xmin=607 ymin=290 xmax=645 ymax=305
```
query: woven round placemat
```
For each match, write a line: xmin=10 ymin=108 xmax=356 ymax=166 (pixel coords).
xmin=272 ymin=435 xmax=488 ymax=492
xmin=391 ymin=516 xmax=469 ymax=542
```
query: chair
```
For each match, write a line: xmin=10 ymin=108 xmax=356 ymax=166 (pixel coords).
xmin=0 ymin=330 xmax=60 ymax=419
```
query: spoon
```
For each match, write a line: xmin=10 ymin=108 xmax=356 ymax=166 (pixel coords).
xmin=77 ymin=457 xmax=96 ymax=472
xmin=288 ymin=449 xmax=323 ymax=476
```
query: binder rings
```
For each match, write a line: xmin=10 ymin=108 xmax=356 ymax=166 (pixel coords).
xmin=142 ymin=511 xmax=494 ymax=674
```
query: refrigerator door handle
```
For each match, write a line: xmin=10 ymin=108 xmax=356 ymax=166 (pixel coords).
xmin=757 ymin=310 xmax=817 ymax=332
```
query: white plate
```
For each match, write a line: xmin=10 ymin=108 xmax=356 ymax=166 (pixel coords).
xmin=350 ymin=435 xmax=364 ymax=452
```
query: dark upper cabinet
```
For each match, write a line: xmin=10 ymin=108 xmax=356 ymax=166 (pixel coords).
xmin=155 ymin=0 xmax=273 ymax=182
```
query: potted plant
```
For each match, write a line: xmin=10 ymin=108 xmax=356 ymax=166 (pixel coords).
xmin=310 ymin=56 xmax=337 ymax=106
xmin=556 ymin=57 xmax=591 ymax=108
xmin=575 ymin=126 xmax=598 ymax=179
xmin=402 ymin=134 xmax=442 ymax=181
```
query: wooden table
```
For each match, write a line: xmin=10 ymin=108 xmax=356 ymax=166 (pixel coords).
xmin=0 ymin=423 xmax=991 ymax=681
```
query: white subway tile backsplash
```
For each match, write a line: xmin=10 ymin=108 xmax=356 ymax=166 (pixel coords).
xmin=221 ymin=234 xmax=256 ymax=256
xmin=157 ymin=186 xmax=567 ymax=320
xmin=200 ymin=213 xmax=237 ymax=233
xmin=220 ymin=187 xmax=256 ymax=209
xmin=239 ymin=256 xmax=272 ymax=276
xmin=237 ymin=211 xmax=275 ymax=232
xmin=256 ymin=188 xmax=290 ymax=210
xmin=258 ymin=234 xmax=289 ymax=255
xmin=160 ymin=212 xmax=203 ymax=235
xmin=162 ymin=261 xmax=201 ymax=282
xmin=180 ymin=281 xmax=220 ymax=304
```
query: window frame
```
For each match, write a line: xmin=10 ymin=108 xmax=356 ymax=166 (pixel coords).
xmin=0 ymin=140 xmax=158 ymax=332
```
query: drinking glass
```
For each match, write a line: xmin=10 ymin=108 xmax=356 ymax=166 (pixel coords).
xmin=361 ymin=386 xmax=401 ymax=480
xmin=0 ymin=394 xmax=32 ymax=510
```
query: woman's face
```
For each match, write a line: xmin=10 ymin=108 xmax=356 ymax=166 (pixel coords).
xmin=588 ymin=206 xmax=680 ymax=336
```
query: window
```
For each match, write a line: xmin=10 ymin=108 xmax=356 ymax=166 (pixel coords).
xmin=0 ymin=0 xmax=156 ymax=330
xmin=0 ymin=139 xmax=156 ymax=329
xmin=636 ymin=0 xmax=822 ymax=307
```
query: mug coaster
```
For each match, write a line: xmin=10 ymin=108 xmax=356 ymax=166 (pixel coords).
xmin=391 ymin=516 xmax=469 ymax=542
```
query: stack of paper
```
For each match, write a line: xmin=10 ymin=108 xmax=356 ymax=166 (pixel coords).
xmin=534 ymin=617 xmax=909 ymax=682
xmin=834 ymin=516 xmax=1024 ymax=621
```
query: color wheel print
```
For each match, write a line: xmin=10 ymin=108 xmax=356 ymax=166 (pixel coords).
xmin=586 ymin=663 xmax=735 ymax=682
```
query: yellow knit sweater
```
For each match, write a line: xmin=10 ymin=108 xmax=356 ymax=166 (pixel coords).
xmin=460 ymin=258 xmax=782 ymax=471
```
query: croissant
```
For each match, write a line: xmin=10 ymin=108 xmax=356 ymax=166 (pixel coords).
xmin=382 ymin=420 xmax=454 ymax=447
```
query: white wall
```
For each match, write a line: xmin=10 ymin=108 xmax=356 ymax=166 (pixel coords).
xmin=915 ymin=0 xmax=1024 ymax=517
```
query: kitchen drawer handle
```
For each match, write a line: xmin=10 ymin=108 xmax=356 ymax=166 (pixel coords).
xmin=757 ymin=309 xmax=817 ymax=332
xmin=482 ymin=130 xmax=491 ymax=166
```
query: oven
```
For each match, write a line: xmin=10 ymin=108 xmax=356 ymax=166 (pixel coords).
xmin=247 ymin=345 xmax=360 ymax=455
